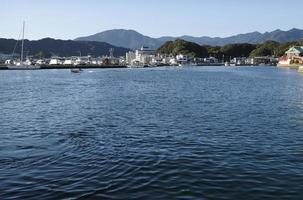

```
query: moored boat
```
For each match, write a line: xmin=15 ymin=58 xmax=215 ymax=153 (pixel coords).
xmin=70 ymin=68 xmax=82 ymax=73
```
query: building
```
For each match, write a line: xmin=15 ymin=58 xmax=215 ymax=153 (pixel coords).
xmin=246 ymin=57 xmax=278 ymax=66
xmin=135 ymin=46 xmax=155 ymax=65
xmin=136 ymin=46 xmax=155 ymax=57
xmin=279 ymin=46 xmax=303 ymax=65
xmin=285 ymin=46 xmax=303 ymax=58
xmin=126 ymin=46 xmax=156 ymax=65
xmin=278 ymin=56 xmax=292 ymax=65
xmin=1 ymin=53 xmax=19 ymax=63
xmin=126 ymin=51 xmax=136 ymax=64
xmin=49 ymin=57 xmax=64 ymax=65
xmin=204 ymin=57 xmax=218 ymax=63
xmin=231 ymin=57 xmax=246 ymax=65
xmin=176 ymin=54 xmax=191 ymax=64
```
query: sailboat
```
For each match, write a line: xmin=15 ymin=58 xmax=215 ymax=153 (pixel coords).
xmin=7 ymin=21 xmax=40 ymax=70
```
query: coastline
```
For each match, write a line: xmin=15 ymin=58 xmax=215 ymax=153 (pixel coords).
xmin=0 ymin=64 xmax=127 ymax=70
xmin=277 ymin=64 xmax=301 ymax=70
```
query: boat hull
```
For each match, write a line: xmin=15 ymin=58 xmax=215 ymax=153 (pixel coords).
xmin=70 ymin=68 xmax=82 ymax=73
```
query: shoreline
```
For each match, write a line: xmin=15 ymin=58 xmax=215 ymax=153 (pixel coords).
xmin=277 ymin=64 xmax=301 ymax=69
xmin=0 ymin=64 xmax=128 ymax=70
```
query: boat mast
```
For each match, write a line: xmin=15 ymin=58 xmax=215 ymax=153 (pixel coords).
xmin=21 ymin=21 xmax=25 ymax=62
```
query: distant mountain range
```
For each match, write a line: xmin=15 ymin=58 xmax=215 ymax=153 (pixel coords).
xmin=0 ymin=38 xmax=130 ymax=57
xmin=75 ymin=28 xmax=303 ymax=49
xmin=76 ymin=29 xmax=163 ymax=50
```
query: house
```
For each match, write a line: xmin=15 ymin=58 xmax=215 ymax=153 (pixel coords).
xmin=279 ymin=46 xmax=303 ymax=65
xmin=285 ymin=46 xmax=303 ymax=58
xmin=204 ymin=57 xmax=218 ymax=63
xmin=231 ymin=57 xmax=246 ymax=65
xmin=176 ymin=54 xmax=191 ymax=64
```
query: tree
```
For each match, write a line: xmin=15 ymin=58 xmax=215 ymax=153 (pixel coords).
xmin=220 ymin=43 xmax=256 ymax=58
xmin=157 ymin=39 xmax=208 ymax=58
xmin=249 ymin=41 xmax=280 ymax=57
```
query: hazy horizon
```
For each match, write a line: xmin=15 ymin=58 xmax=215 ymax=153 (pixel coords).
xmin=2 ymin=0 xmax=303 ymax=40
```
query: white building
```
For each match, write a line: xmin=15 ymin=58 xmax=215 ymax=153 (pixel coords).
xmin=135 ymin=46 xmax=156 ymax=65
xmin=5 ymin=59 xmax=13 ymax=64
xmin=49 ymin=58 xmax=63 ymax=65
xmin=176 ymin=54 xmax=191 ymax=64
xmin=126 ymin=51 xmax=136 ymax=64
xmin=35 ymin=59 xmax=45 ymax=65
xmin=231 ymin=57 xmax=246 ymax=65
xmin=63 ymin=59 xmax=73 ymax=65
xmin=169 ymin=58 xmax=178 ymax=65
xmin=204 ymin=57 xmax=218 ymax=63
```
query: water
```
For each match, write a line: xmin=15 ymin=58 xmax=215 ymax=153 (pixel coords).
xmin=1 ymin=66 xmax=303 ymax=200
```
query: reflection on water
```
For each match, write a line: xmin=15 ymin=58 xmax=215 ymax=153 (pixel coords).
xmin=1 ymin=67 xmax=303 ymax=199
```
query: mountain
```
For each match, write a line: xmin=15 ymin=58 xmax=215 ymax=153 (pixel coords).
xmin=75 ymin=29 xmax=303 ymax=49
xmin=0 ymin=38 xmax=130 ymax=58
xmin=75 ymin=29 xmax=163 ymax=50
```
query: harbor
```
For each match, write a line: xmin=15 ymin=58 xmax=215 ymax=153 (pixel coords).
xmin=2 ymin=0 xmax=303 ymax=199
xmin=1 ymin=44 xmax=281 ymax=70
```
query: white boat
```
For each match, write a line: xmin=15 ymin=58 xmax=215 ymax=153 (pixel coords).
xmin=7 ymin=21 xmax=40 ymax=70
xmin=298 ymin=66 xmax=303 ymax=73
xmin=224 ymin=62 xmax=230 ymax=66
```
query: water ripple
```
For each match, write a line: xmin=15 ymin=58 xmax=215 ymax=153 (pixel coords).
xmin=1 ymin=67 xmax=303 ymax=199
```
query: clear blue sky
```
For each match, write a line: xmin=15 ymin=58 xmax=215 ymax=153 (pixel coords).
xmin=1 ymin=0 xmax=302 ymax=40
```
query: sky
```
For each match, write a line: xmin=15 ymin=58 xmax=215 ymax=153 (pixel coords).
xmin=1 ymin=0 xmax=303 ymax=40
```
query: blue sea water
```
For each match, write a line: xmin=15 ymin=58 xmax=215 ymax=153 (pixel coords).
xmin=0 ymin=66 xmax=303 ymax=199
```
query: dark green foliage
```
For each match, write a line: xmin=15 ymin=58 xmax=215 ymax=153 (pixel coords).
xmin=157 ymin=39 xmax=303 ymax=59
xmin=221 ymin=43 xmax=256 ymax=58
xmin=0 ymin=38 xmax=130 ymax=58
xmin=249 ymin=41 xmax=280 ymax=57
xmin=157 ymin=39 xmax=208 ymax=57
xmin=158 ymin=40 xmax=257 ymax=59
xmin=204 ymin=45 xmax=222 ymax=58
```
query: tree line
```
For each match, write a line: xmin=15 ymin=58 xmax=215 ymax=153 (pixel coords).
xmin=157 ymin=39 xmax=303 ymax=60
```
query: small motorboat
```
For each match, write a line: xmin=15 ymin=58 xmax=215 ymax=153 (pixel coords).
xmin=70 ymin=68 xmax=82 ymax=73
